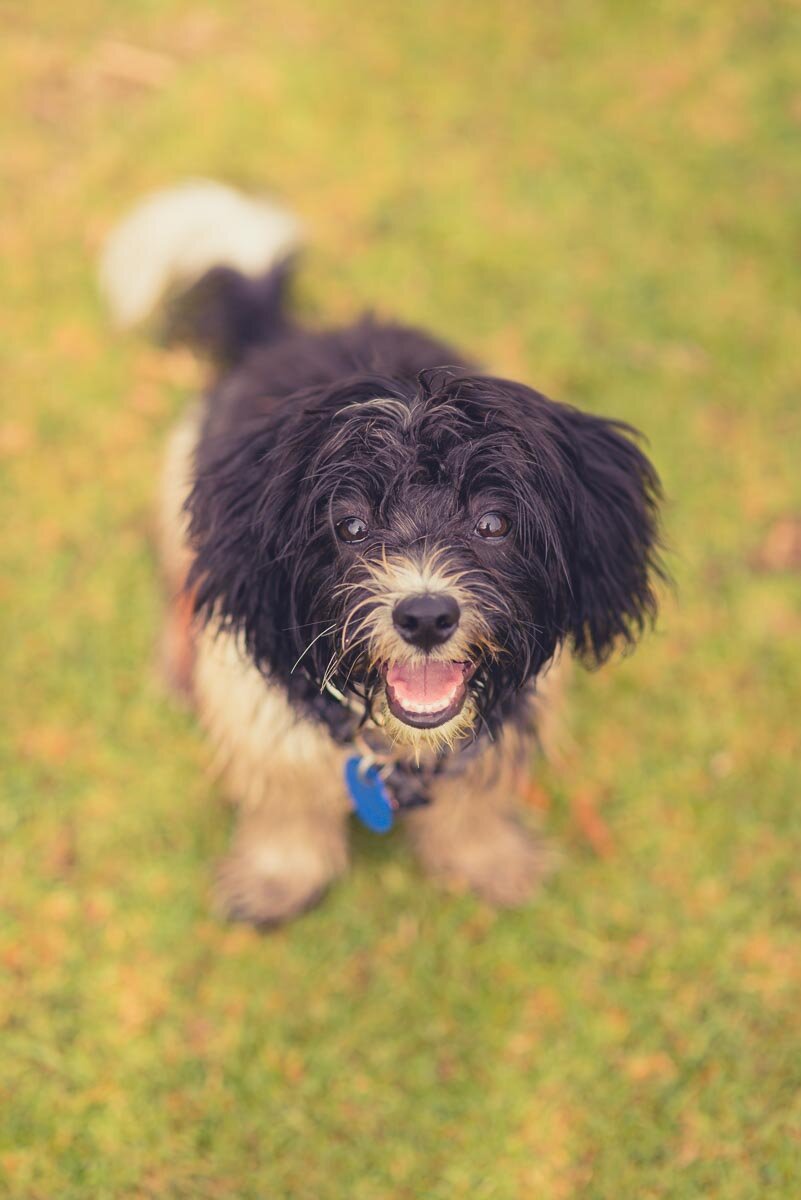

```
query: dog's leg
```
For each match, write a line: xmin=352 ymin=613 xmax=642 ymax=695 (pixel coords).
xmin=195 ymin=626 xmax=350 ymax=926
xmin=215 ymin=800 xmax=349 ymax=927
xmin=160 ymin=585 xmax=197 ymax=700
xmin=406 ymin=741 xmax=551 ymax=908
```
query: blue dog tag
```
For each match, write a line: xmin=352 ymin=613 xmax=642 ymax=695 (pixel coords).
xmin=345 ymin=756 xmax=394 ymax=833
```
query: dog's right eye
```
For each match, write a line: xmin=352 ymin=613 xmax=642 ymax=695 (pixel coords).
xmin=336 ymin=516 xmax=370 ymax=544
xmin=475 ymin=511 xmax=511 ymax=540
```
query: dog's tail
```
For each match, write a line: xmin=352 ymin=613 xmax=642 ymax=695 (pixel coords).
xmin=98 ymin=180 xmax=302 ymax=363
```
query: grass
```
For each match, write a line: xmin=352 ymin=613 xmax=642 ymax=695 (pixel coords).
xmin=2 ymin=1 xmax=801 ymax=1195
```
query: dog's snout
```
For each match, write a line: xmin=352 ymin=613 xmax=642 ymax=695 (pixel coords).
xmin=392 ymin=593 xmax=460 ymax=651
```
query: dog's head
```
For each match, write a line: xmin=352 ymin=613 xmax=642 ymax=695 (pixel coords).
xmin=188 ymin=370 xmax=662 ymax=749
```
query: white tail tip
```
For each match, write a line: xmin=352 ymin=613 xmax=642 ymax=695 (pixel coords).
xmin=99 ymin=180 xmax=301 ymax=328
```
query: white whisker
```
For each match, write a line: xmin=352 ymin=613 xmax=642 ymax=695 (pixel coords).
xmin=290 ymin=623 xmax=337 ymax=674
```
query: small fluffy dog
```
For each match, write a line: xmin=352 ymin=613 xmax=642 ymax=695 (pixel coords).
xmin=101 ymin=182 xmax=662 ymax=925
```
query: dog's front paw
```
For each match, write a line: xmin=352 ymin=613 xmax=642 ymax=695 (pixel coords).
xmin=413 ymin=817 xmax=552 ymax=908
xmin=213 ymin=837 xmax=343 ymax=927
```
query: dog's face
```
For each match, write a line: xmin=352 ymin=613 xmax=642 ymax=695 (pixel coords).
xmin=189 ymin=372 xmax=661 ymax=749
xmin=331 ymin=526 xmax=502 ymax=750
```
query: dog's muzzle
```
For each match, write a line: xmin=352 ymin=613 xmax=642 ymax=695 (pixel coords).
xmin=380 ymin=590 xmax=470 ymax=728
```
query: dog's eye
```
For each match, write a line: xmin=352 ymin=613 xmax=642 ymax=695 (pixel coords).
xmin=336 ymin=516 xmax=370 ymax=544
xmin=475 ymin=512 xmax=511 ymax=540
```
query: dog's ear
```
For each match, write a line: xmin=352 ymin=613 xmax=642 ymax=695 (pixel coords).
xmin=554 ymin=405 xmax=663 ymax=664
xmin=426 ymin=371 xmax=664 ymax=668
xmin=185 ymin=416 xmax=311 ymax=678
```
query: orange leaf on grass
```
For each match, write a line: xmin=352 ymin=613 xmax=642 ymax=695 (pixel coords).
xmin=521 ymin=780 xmax=551 ymax=813
xmin=751 ymin=515 xmax=801 ymax=573
xmin=571 ymin=789 xmax=616 ymax=858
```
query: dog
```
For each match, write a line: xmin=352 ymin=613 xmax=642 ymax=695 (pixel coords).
xmin=101 ymin=181 xmax=662 ymax=925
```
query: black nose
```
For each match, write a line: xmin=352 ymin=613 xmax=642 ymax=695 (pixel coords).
xmin=392 ymin=593 xmax=460 ymax=651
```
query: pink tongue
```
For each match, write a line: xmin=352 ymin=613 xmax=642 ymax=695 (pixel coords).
xmin=386 ymin=661 xmax=463 ymax=708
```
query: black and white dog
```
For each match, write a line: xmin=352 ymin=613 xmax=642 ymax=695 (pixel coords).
xmin=102 ymin=182 xmax=662 ymax=924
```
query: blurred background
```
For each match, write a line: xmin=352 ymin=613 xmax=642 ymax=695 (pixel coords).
xmin=2 ymin=1 xmax=800 ymax=1196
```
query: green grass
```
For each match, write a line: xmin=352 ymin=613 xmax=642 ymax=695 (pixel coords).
xmin=2 ymin=1 xmax=801 ymax=1195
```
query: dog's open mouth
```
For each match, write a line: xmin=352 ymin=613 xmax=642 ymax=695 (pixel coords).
xmin=384 ymin=660 xmax=474 ymax=729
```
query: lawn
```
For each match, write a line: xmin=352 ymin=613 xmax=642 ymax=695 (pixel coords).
xmin=2 ymin=1 xmax=801 ymax=1196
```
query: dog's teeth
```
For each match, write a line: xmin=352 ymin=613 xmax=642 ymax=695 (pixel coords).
xmin=400 ymin=690 xmax=458 ymax=715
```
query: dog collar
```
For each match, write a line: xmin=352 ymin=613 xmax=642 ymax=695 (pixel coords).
xmin=328 ymin=696 xmax=479 ymax=833
xmin=345 ymin=735 xmax=434 ymax=833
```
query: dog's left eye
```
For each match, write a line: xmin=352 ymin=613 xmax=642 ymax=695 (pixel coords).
xmin=336 ymin=516 xmax=370 ymax=543
xmin=475 ymin=512 xmax=511 ymax=540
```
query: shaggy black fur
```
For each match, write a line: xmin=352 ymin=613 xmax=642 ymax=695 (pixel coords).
xmin=184 ymin=261 xmax=662 ymax=743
